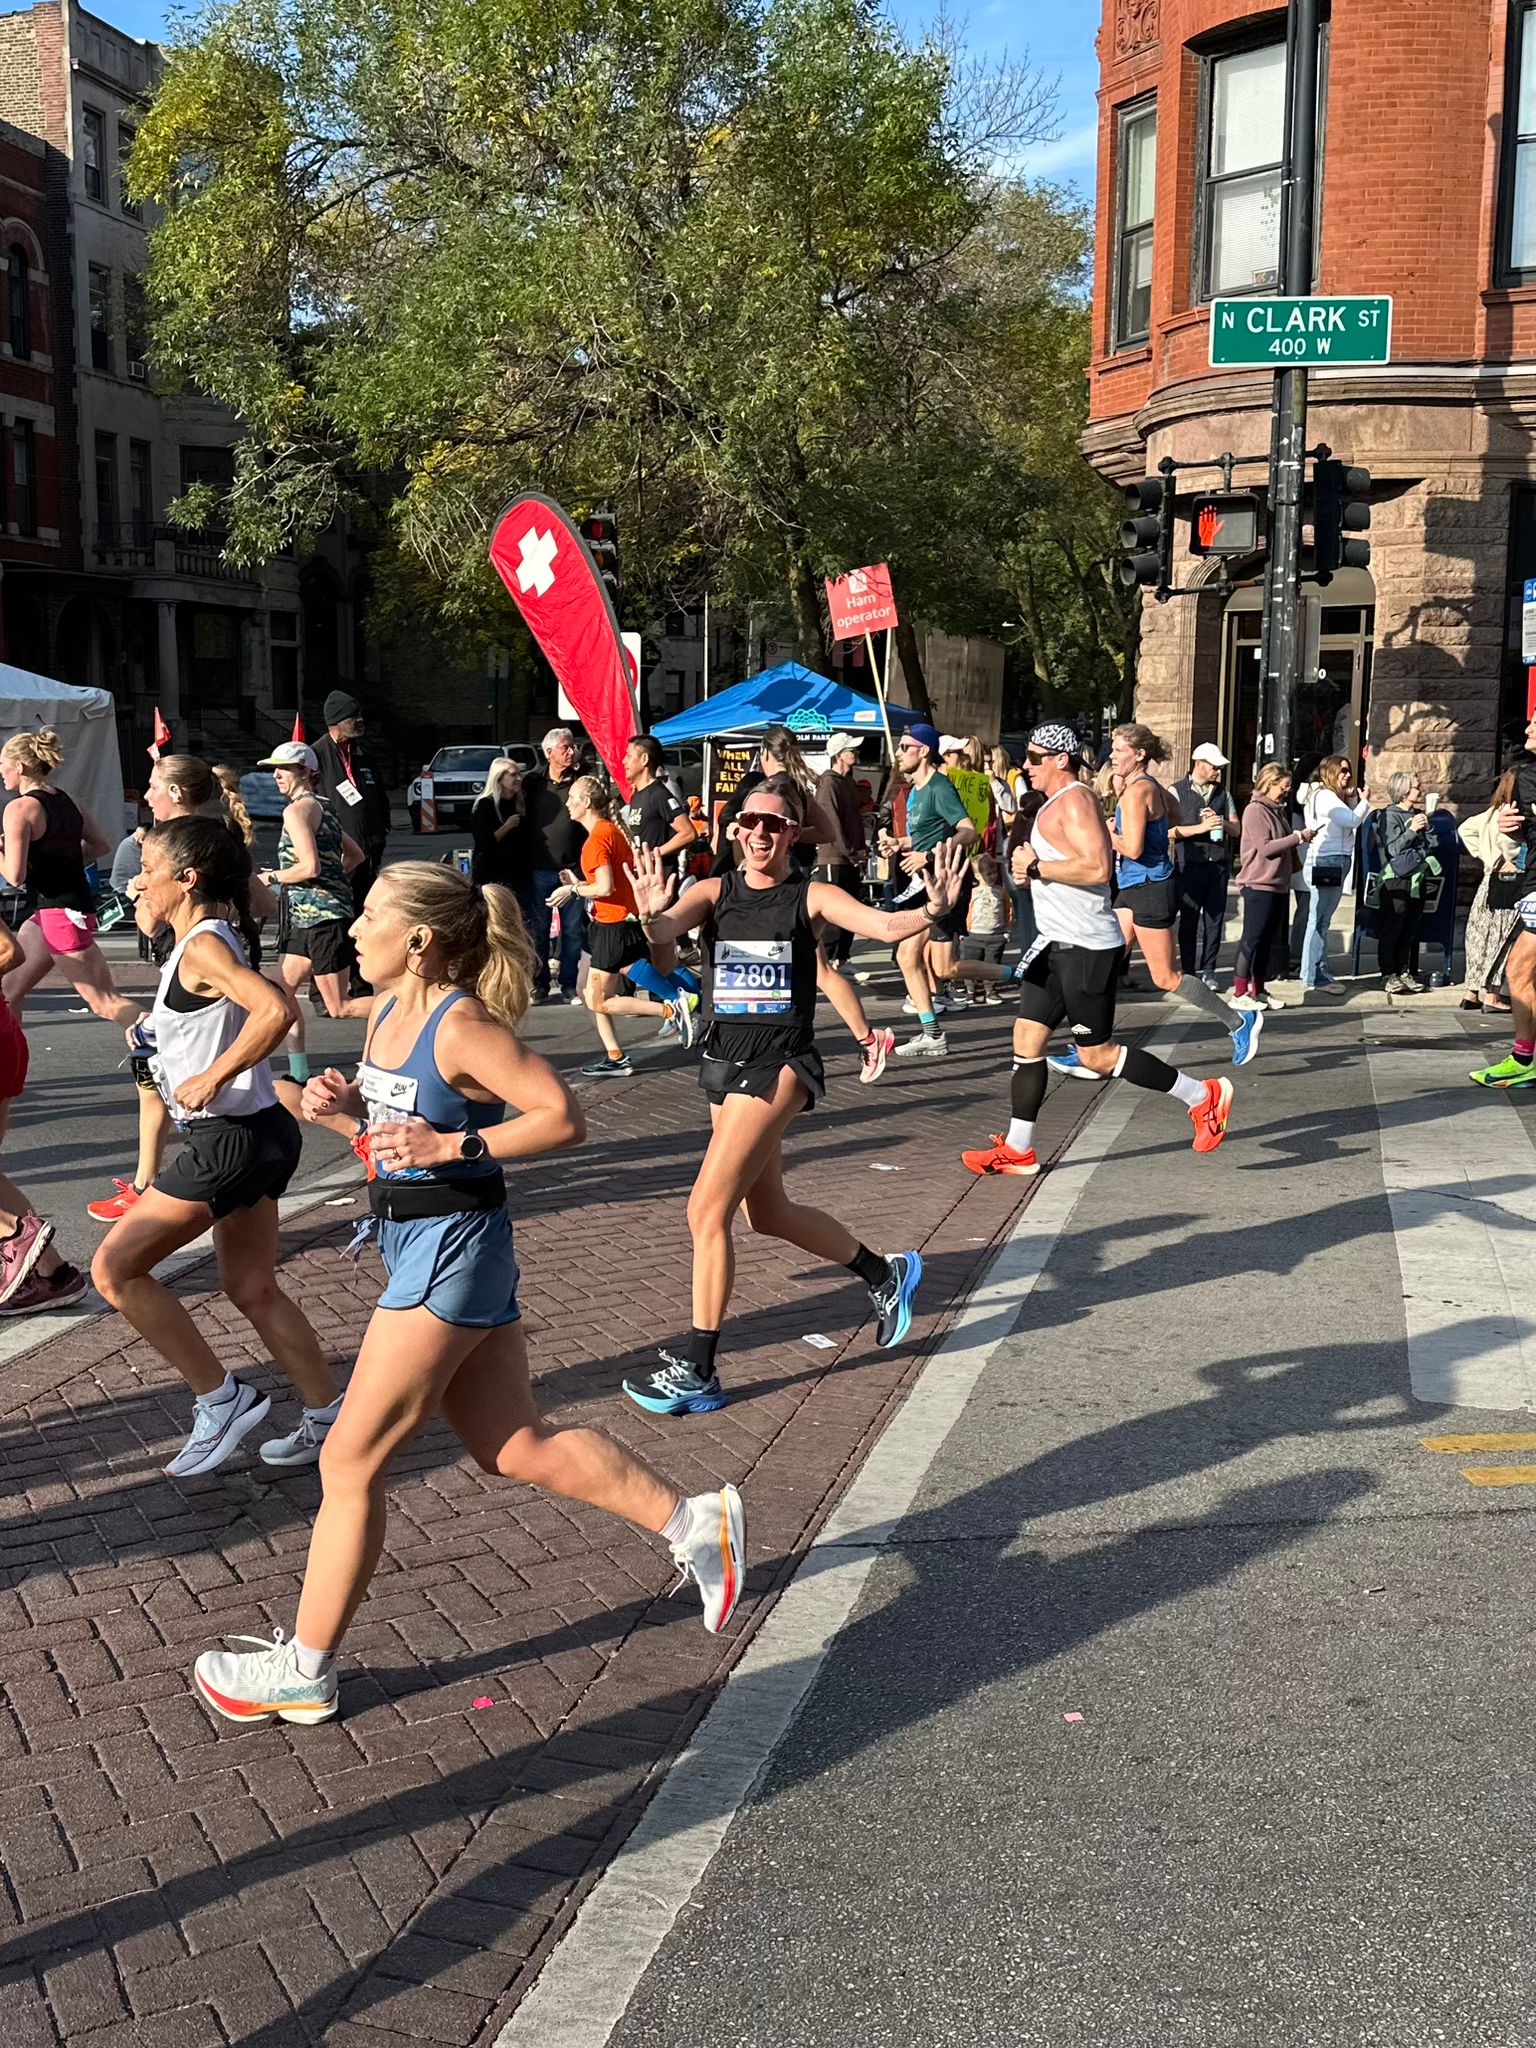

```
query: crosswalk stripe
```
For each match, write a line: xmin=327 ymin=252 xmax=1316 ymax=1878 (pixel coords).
xmin=1459 ymin=1466 xmax=1536 ymax=1487
xmin=1422 ymin=1432 xmax=1536 ymax=1452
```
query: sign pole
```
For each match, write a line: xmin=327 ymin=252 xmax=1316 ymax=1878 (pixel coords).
xmin=865 ymin=629 xmax=896 ymax=765
xmin=1256 ymin=0 xmax=1320 ymax=782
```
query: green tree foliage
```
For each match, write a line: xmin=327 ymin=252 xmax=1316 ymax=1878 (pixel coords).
xmin=131 ymin=0 xmax=1129 ymax=715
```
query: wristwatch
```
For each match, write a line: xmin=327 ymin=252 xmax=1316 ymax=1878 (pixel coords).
xmin=458 ymin=1132 xmax=487 ymax=1163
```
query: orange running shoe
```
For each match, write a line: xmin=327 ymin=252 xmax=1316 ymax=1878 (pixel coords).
xmin=961 ymin=1134 xmax=1041 ymax=1177
xmin=1189 ymin=1076 xmax=1233 ymax=1152
xmin=87 ymin=1179 xmax=143 ymax=1223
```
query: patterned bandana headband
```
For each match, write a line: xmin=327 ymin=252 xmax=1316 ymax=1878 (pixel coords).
xmin=1027 ymin=722 xmax=1081 ymax=757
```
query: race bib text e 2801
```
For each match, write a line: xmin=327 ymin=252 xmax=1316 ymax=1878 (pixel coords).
xmin=713 ymin=939 xmax=793 ymax=1015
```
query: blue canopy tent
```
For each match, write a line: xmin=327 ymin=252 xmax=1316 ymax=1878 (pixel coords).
xmin=651 ymin=663 xmax=918 ymax=747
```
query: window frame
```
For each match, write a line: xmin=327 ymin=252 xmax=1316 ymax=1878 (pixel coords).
xmin=94 ymin=430 xmax=119 ymax=544
xmin=116 ymin=119 xmax=139 ymax=216
xmin=87 ymin=264 xmax=112 ymax=374
xmin=1112 ymin=95 xmax=1158 ymax=350
xmin=1191 ymin=25 xmax=1329 ymax=307
xmin=6 ymin=246 xmax=29 ymax=360
xmin=1498 ymin=2 xmax=1536 ymax=283
xmin=128 ymin=437 xmax=153 ymax=542
xmin=13 ymin=419 xmax=36 ymax=536
xmin=81 ymin=105 xmax=106 ymax=203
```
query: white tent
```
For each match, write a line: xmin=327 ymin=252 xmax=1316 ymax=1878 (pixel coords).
xmin=0 ymin=662 xmax=127 ymax=842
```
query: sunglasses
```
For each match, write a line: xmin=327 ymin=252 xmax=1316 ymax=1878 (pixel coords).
xmin=1026 ymin=748 xmax=1052 ymax=764
xmin=738 ymin=810 xmax=795 ymax=837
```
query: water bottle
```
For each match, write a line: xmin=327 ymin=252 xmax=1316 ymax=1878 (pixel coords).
xmin=368 ymin=1102 xmax=432 ymax=1181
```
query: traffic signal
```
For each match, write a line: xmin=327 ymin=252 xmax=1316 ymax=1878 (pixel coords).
xmin=1119 ymin=476 xmax=1173 ymax=593
xmin=1189 ymin=492 xmax=1261 ymax=558
xmin=1312 ymin=458 xmax=1371 ymax=583
xmin=580 ymin=510 xmax=620 ymax=603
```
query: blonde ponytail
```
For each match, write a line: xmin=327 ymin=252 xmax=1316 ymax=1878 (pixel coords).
xmin=378 ymin=861 xmax=534 ymax=1030
xmin=478 ymin=884 xmax=535 ymax=1029
xmin=3 ymin=727 xmax=64 ymax=778
xmin=212 ymin=764 xmax=254 ymax=845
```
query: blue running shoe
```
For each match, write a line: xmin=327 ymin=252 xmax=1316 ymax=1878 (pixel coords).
xmin=623 ymin=1351 xmax=726 ymax=1415
xmin=1229 ymin=1004 xmax=1264 ymax=1067
xmin=1047 ymin=1044 xmax=1102 ymax=1082
xmin=869 ymin=1251 xmax=922 ymax=1349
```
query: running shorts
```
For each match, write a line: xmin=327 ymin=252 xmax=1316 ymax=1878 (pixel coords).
xmin=1114 ymin=875 xmax=1178 ymax=930
xmin=587 ymin=918 xmax=649 ymax=975
xmin=698 ymin=1044 xmax=825 ymax=1112
xmin=35 ymin=906 xmax=97 ymax=955
xmin=0 ymin=1005 xmax=28 ymax=1102
xmin=155 ymin=1102 xmax=302 ymax=1217
xmin=1015 ymin=940 xmax=1117 ymax=1047
xmin=281 ymin=918 xmax=352 ymax=979
xmin=378 ymin=1204 xmax=520 ymax=1327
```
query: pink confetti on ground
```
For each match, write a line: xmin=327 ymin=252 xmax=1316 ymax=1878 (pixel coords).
xmin=472 ymin=1697 xmax=494 ymax=1710
xmin=1063 ymin=1712 xmax=1084 ymax=1724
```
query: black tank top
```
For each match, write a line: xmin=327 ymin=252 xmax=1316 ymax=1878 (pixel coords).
xmin=21 ymin=788 xmax=92 ymax=913
xmin=701 ymin=867 xmax=819 ymax=1064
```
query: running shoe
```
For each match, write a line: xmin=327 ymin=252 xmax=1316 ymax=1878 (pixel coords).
xmin=194 ymin=1630 xmax=339 ymax=1726
xmin=623 ymin=1352 xmax=727 ymax=1415
xmin=1397 ymin=974 xmax=1426 ymax=995
xmin=869 ymin=1250 xmax=923 ymax=1348
xmin=669 ymin=1485 xmax=745 ymax=1634
xmin=893 ymin=1030 xmax=948 ymax=1060
xmin=0 ymin=1213 xmax=53 ymax=1306
xmin=1047 ymin=1045 xmax=1102 ymax=1082
xmin=901 ymin=995 xmax=949 ymax=1017
xmin=567 ymin=993 xmax=585 ymax=1007
xmin=580 ymin=1053 xmax=633 ymax=1078
xmin=1189 ymin=1076 xmax=1234 ymax=1153
xmin=1230 ymin=994 xmax=1264 ymax=1012
xmin=1229 ymin=1006 xmax=1264 ymax=1067
xmin=87 ymin=1178 xmax=143 ymax=1223
xmin=1201 ymin=974 xmax=1222 ymax=991
xmin=165 ymin=1383 xmax=271 ymax=1479
xmin=1256 ymin=992 xmax=1285 ymax=1011
xmin=259 ymin=1408 xmax=336 ymax=1468
xmin=983 ymin=988 xmax=1003 ymax=1006
xmin=1470 ymin=1054 xmax=1536 ymax=1088
xmin=859 ymin=1027 xmax=895 ymax=1085
xmin=0 ymin=1263 xmax=88 ymax=1315
xmin=665 ymin=991 xmax=700 ymax=1049
xmin=961 ymin=1135 xmax=1040 ymax=1177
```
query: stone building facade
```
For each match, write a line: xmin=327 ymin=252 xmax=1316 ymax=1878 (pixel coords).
xmin=1085 ymin=0 xmax=1536 ymax=801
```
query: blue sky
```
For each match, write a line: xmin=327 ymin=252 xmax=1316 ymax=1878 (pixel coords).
xmin=102 ymin=0 xmax=1101 ymax=191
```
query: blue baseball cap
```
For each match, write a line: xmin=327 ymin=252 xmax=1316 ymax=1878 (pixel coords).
xmin=904 ymin=722 xmax=941 ymax=756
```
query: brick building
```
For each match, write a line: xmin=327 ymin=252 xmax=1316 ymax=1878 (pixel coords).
xmin=1085 ymin=0 xmax=1536 ymax=800
xmin=0 ymin=116 xmax=72 ymax=635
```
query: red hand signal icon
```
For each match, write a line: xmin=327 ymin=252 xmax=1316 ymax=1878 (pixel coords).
xmin=1197 ymin=504 xmax=1219 ymax=550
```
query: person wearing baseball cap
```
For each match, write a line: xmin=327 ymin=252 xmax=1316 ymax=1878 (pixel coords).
xmin=256 ymin=743 xmax=368 ymax=1091
xmin=1169 ymin=742 xmax=1239 ymax=987
xmin=881 ymin=723 xmax=978 ymax=1057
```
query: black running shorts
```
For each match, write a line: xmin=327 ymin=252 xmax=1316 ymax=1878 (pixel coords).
xmin=1015 ymin=941 xmax=1117 ymax=1047
xmin=282 ymin=918 xmax=353 ymax=979
xmin=156 ymin=1103 xmax=303 ymax=1218
xmin=698 ymin=1045 xmax=825 ymax=1113
xmin=1114 ymin=875 xmax=1178 ymax=930
xmin=587 ymin=918 xmax=649 ymax=975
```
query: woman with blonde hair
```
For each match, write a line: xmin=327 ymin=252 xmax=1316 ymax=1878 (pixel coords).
xmin=191 ymin=860 xmax=745 ymax=1724
xmin=0 ymin=727 xmax=133 ymax=1025
xmin=1299 ymin=754 xmax=1371 ymax=992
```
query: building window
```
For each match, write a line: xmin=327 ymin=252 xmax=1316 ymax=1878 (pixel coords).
xmin=6 ymin=246 xmax=29 ymax=360
xmin=87 ymin=264 xmax=112 ymax=372
xmin=95 ymin=432 xmax=119 ymax=543
xmin=117 ymin=120 xmax=139 ymax=215
xmin=1503 ymin=5 xmax=1536 ymax=276
xmin=82 ymin=106 xmax=106 ymax=202
xmin=129 ymin=438 xmax=152 ymax=541
xmin=1199 ymin=41 xmax=1288 ymax=298
xmin=13 ymin=420 xmax=36 ymax=535
xmin=124 ymin=273 xmax=148 ymax=379
xmin=1113 ymin=99 xmax=1157 ymax=347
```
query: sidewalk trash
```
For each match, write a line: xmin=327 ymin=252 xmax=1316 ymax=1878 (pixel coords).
xmin=803 ymin=1333 xmax=835 ymax=1350
xmin=1063 ymin=1712 xmax=1084 ymax=1724
xmin=472 ymin=1696 xmax=494 ymax=1710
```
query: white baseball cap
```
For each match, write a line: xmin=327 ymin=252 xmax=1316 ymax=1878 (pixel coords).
xmin=823 ymin=732 xmax=859 ymax=759
xmin=257 ymin=740 xmax=318 ymax=773
xmin=1191 ymin=743 xmax=1229 ymax=767
xmin=938 ymin=733 xmax=965 ymax=756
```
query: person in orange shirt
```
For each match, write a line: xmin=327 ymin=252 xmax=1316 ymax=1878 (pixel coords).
xmin=548 ymin=777 xmax=681 ymax=1078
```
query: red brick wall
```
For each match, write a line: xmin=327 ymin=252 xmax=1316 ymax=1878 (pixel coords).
xmin=1089 ymin=0 xmax=1519 ymax=424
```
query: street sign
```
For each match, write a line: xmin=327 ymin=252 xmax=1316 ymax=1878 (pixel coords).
xmin=1522 ymin=577 xmax=1536 ymax=663
xmin=1209 ymin=295 xmax=1392 ymax=368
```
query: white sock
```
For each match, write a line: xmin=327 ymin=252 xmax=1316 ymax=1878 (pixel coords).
xmin=1169 ymin=1071 xmax=1207 ymax=1109
xmin=1005 ymin=1118 xmax=1035 ymax=1154
xmin=660 ymin=1494 xmax=692 ymax=1547
xmin=198 ymin=1373 xmax=238 ymax=1409
xmin=305 ymin=1395 xmax=343 ymax=1421
xmin=291 ymin=1636 xmax=335 ymax=1682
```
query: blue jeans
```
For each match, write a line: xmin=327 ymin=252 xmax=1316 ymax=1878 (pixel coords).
xmin=525 ymin=870 xmax=587 ymax=996
xmin=1301 ymin=877 xmax=1344 ymax=986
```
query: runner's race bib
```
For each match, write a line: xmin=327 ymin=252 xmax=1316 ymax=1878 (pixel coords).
xmin=356 ymin=1063 xmax=432 ymax=1180
xmin=713 ymin=938 xmax=793 ymax=1015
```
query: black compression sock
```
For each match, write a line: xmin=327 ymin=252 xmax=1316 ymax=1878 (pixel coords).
xmin=1114 ymin=1045 xmax=1179 ymax=1094
xmin=679 ymin=1327 xmax=721 ymax=1377
xmin=846 ymin=1243 xmax=888 ymax=1289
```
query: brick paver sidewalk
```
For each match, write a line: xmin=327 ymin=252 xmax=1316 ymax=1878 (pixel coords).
xmin=0 ymin=998 xmax=1109 ymax=2047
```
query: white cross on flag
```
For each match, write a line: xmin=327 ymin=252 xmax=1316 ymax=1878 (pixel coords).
xmin=489 ymin=492 xmax=638 ymax=797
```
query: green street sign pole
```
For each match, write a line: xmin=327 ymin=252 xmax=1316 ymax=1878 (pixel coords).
xmin=1256 ymin=0 xmax=1320 ymax=785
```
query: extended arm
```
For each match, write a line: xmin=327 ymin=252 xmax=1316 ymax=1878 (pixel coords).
xmin=172 ymin=934 xmax=299 ymax=1111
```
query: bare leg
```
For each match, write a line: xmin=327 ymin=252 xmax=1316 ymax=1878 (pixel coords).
xmin=0 ymin=1133 xmax=63 ymax=1275
xmin=584 ymin=966 xmax=624 ymax=1056
xmin=0 ymin=920 xmax=57 ymax=1025
xmin=277 ymin=954 xmax=309 ymax=1062
xmin=740 ymin=1123 xmax=861 ymax=1268
xmin=1508 ymin=931 xmax=1536 ymax=1044
xmin=313 ymin=969 xmax=370 ymax=1021
xmin=896 ymin=929 xmax=934 ymax=1014
xmin=687 ymin=1073 xmax=813 ymax=1330
xmin=212 ymin=1201 xmax=337 ymax=1408
xmin=52 ymin=941 xmax=132 ymax=1024
xmin=90 ymin=1191 xmax=225 ymax=1394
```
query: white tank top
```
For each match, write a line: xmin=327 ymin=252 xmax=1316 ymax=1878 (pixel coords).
xmin=1030 ymin=788 xmax=1123 ymax=951
xmin=150 ymin=917 xmax=279 ymax=1122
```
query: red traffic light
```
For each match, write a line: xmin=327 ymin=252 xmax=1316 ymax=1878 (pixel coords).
xmin=1189 ymin=493 xmax=1261 ymax=558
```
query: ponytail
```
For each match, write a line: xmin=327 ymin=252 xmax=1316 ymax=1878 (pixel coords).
xmin=478 ymin=884 xmax=535 ymax=1029
xmin=151 ymin=815 xmax=262 ymax=967
xmin=212 ymin=764 xmax=254 ymax=845
xmin=377 ymin=861 xmax=534 ymax=1029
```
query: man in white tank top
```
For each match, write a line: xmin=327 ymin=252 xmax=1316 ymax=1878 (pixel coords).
xmin=960 ymin=723 xmax=1235 ymax=1177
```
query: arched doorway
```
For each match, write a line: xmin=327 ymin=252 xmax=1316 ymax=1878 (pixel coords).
xmin=1219 ymin=567 xmax=1376 ymax=793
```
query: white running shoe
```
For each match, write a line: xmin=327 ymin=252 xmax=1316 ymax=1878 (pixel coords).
xmin=669 ymin=1486 xmax=745 ymax=1634
xmin=894 ymin=1030 xmax=948 ymax=1059
xmin=1230 ymin=994 xmax=1265 ymax=1012
xmin=258 ymin=1407 xmax=336 ymax=1468
xmin=165 ymin=1382 xmax=271 ymax=1478
xmin=193 ymin=1629 xmax=339 ymax=1725
xmin=667 ymin=991 xmax=700 ymax=1050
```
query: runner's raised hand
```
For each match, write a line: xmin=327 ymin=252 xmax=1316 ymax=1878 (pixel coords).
xmin=923 ymin=837 xmax=968 ymax=917
xmin=625 ymin=843 xmax=678 ymax=920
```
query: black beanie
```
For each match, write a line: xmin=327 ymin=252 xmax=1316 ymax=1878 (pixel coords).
xmin=323 ymin=690 xmax=361 ymax=725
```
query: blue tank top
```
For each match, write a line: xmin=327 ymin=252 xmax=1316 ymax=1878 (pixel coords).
xmin=356 ymin=989 xmax=503 ymax=1183
xmin=1115 ymin=777 xmax=1173 ymax=887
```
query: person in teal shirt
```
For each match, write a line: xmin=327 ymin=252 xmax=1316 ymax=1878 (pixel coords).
xmin=881 ymin=723 xmax=976 ymax=1059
